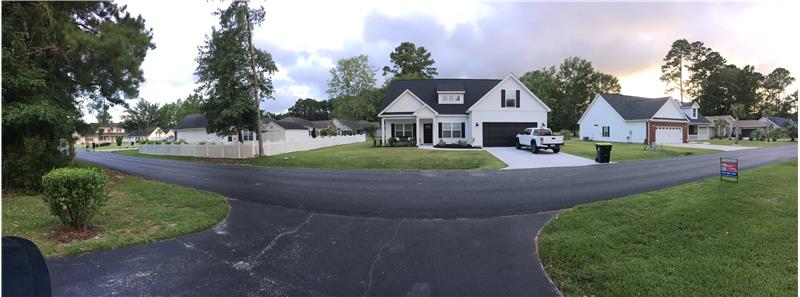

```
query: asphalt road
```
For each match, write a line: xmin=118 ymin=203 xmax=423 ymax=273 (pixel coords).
xmin=47 ymin=145 xmax=796 ymax=296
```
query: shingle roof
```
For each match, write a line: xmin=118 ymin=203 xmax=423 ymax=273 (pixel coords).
xmin=436 ymin=82 xmax=465 ymax=92
xmin=766 ymin=116 xmax=796 ymax=127
xmin=280 ymin=117 xmax=314 ymax=129
xmin=175 ymin=113 xmax=208 ymax=129
xmin=735 ymin=120 xmax=768 ymax=128
xmin=311 ymin=120 xmax=333 ymax=129
xmin=129 ymin=127 xmax=159 ymax=136
xmin=689 ymin=114 xmax=711 ymax=124
xmin=599 ymin=93 xmax=674 ymax=120
xmin=381 ymin=79 xmax=501 ymax=114
xmin=269 ymin=119 xmax=309 ymax=130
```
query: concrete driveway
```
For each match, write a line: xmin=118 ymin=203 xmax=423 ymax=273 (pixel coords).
xmin=664 ymin=143 xmax=755 ymax=151
xmin=484 ymin=147 xmax=596 ymax=169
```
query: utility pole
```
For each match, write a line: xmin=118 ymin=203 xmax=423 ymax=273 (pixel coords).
xmin=244 ymin=3 xmax=263 ymax=156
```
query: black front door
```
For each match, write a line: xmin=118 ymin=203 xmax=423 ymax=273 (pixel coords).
xmin=423 ymin=124 xmax=433 ymax=144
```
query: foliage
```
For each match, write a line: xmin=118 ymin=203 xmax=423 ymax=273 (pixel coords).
xmin=96 ymin=108 xmax=113 ymax=124
xmin=115 ymin=136 xmax=123 ymax=146
xmin=520 ymin=57 xmax=620 ymax=132
xmin=195 ymin=1 xmax=277 ymax=141
xmin=782 ymin=121 xmax=797 ymax=141
xmin=759 ymin=68 xmax=796 ymax=117
xmin=158 ymin=93 xmax=206 ymax=128
xmin=382 ymin=41 xmax=438 ymax=79
xmin=365 ymin=124 xmax=377 ymax=141
xmin=331 ymin=87 xmax=386 ymax=122
xmin=559 ymin=130 xmax=573 ymax=140
xmin=327 ymin=55 xmax=377 ymax=98
xmin=660 ymin=39 xmax=709 ymax=100
xmin=122 ymin=98 xmax=160 ymax=136
xmin=41 ymin=167 xmax=110 ymax=230
xmin=2 ymin=2 xmax=153 ymax=190
xmin=388 ymin=137 xmax=398 ymax=146
xmin=286 ymin=98 xmax=332 ymax=121
xmin=713 ymin=119 xmax=730 ymax=139
xmin=749 ymin=129 xmax=763 ymax=141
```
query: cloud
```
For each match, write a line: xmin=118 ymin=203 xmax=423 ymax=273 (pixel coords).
xmin=91 ymin=0 xmax=798 ymax=122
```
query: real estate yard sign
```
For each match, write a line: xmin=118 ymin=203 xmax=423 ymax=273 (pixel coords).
xmin=720 ymin=158 xmax=739 ymax=182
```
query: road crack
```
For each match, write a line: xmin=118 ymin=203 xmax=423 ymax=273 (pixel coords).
xmin=363 ymin=220 xmax=403 ymax=297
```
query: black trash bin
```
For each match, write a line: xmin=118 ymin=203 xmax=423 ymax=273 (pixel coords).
xmin=595 ymin=143 xmax=612 ymax=163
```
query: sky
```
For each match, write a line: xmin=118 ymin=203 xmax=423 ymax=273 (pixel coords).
xmin=92 ymin=0 xmax=799 ymax=123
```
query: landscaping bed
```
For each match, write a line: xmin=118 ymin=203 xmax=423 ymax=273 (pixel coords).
xmin=2 ymin=165 xmax=229 ymax=258
xmin=538 ymin=161 xmax=797 ymax=296
xmin=560 ymin=140 xmax=719 ymax=162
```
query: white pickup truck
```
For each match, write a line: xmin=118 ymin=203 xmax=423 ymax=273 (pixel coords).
xmin=515 ymin=128 xmax=564 ymax=153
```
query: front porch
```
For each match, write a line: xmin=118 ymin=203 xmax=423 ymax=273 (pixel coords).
xmin=381 ymin=116 xmax=436 ymax=146
xmin=688 ymin=124 xmax=710 ymax=141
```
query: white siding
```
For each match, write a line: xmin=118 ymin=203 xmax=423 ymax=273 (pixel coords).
xmin=382 ymin=91 xmax=424 ymax=113
xmin=434 ymin=115 xmax=470 ymax=144
xmin=578 ymin=96 xmax=647 ymax=143
xmin=653 ymin=101 xmax=687 ymax=119
xmin=176 ymin=128 xmax=227 ymax=143
xmin=468 ymin=77 xmax=549 ymax=147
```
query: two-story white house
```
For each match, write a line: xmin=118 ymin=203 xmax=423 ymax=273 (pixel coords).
xmin=378 ymin=74 xmax=551 ymax=147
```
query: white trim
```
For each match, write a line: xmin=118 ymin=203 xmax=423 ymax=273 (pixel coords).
xmin=378 ymin=89 xmax=438 ymax=116
xmin=652 ymin=98 xmax=691 ymax=122
xmin=413 ymin=104 xmax=438 ymax=116
xmin=577 ymin=94 xmax=627 ymax=124
xmin=466 ymin=73 xmax=552 ymax=113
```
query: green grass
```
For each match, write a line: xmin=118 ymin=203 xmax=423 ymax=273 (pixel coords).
xmin=116 ymin=141 xmax=507 ymax=170
xmin=2 ymin=168 xmax=229 ymax=258
xmin=538 ymin=161 xmax=797 ymax=296
xmin=248 ymin=141 xmax=506 ymax=170
xmin=706 ymin=138 xmax=796 ymax=147
xmin=561 ymin=139 xmax=719 ymax=162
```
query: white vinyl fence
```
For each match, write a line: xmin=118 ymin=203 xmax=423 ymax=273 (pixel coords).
xmin=139 ymin=135 xmax=366 ymax=159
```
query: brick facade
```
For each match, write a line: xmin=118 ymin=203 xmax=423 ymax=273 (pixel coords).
xmin=646 ymin=121 xmax=688 ymax=144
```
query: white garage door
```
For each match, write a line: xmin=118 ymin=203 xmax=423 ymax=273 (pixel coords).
xmin=655 ymin=126 xmax=683 ymax=144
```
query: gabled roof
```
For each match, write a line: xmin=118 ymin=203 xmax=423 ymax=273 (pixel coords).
xmin=599 ymin=93 xmax=674 ymax=120
xmin=268 ymin=119 xmax=309 ymax=130
xmin=129 ymin=127 xmax=160 ymax=136
xmin=689 ymin=114 xmax=711 ymax=124
xmin=175 ymin=113 xmax=208 ymax=129
xmin=436 ymin=82 xmax=465 ymax=92
xmin=311 ymin=120 xmax=333 ymax=129
xmin=280 ymin=117 xmax=314 ymax=129
xmin=735 ymin=120 xmax=768 ymax=128
xmin=765 ymin=116 xmax=796 ymax=127
xmin=380 ymin=79 xmax=501 ymax=114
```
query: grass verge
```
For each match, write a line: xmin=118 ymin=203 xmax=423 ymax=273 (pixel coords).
xmin=706 ymin=138 xmax=795 ymax=147
xmin=561 ymin=139 xmax=719 ymax=162
xmin=2 ymin=166 xmax=229 ymax=258
xmin=117 ymin=141 xmax=506 ymax=170
xmin=538 ymin=161 xmax=797 ymax=296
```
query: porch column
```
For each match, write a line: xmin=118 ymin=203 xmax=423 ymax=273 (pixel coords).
xmin=432 ymin=118 xmax=438 ymax=144
xmin=381 ymin=118 xmax=386 ymax=144
xmin=416 ymin=117 xmax=421 ymax=145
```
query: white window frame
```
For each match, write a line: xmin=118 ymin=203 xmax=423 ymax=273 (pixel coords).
xmin=504 ymin=90 xmax=517 ymax=108
xmin=394 ymin=123 xmax=413 ymax=138
xmin=602 ymin=126 xmax=610 ymax=137
xmin=242 ymin=130 xmax=255 ymax=141
xmin=441 ymin=123 xmax=462 ymax=138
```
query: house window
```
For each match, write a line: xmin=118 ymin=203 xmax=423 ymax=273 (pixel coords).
xmin=394 ymin=123 xmax=413 ymax=138
xmin=242 ymin=130 xmax=255 ymax=141
xmin=602 ymin=126 xmax=610 ymax=137
xmin=441 ymin=123 xmax=462 ymax=138
xmin=504 ymin=90 xmax=517 ymax=107
xmin=689 ymin=125 xmax=698 ymax=135
xmin=439 ymin=94 xmax=463 ymax=104
xmin=228 ymin=135 xmax=233 ymax=142
xmin=692 ymin=108 xmax=697 ymax=118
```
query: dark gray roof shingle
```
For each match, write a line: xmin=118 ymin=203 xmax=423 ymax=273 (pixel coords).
xmin=175 ymin=113 xmax=208 ymax=129
xmin=600 ymin=93 xmax=676 ymax=120
xmin=269 ymin=119 xmax=309 ymax=130
xmin=381 ymin=79 xmax=501 ymax=114
xmin=767 ymin=116 xmax=796 ymax=127
xmin=689 ymin=114 xmax=711 ymax=124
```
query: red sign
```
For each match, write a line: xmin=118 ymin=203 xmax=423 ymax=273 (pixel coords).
xmin=721 ymin=162 xmax=738 ymax=173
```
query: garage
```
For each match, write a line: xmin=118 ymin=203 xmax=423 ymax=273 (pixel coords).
xmin=482 ymin=122 xmax=538 ymax=147
xmin=655 ymin=126 xmax=683 ymax=144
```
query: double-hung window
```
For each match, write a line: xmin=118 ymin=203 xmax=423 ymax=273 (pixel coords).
xmin=504 ymin=90 xmax=517 ymax=107
xmin=242 ymin=130 xmax=255 ymax=141
xmin=441 ymin=123 xmax=462 ymax=138
xmin=394 ymin=123 xmax=413 ymax=138
xmin=602 ymin=126 xmax=610 ymax=137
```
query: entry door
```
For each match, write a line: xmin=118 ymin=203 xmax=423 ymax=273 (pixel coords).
xmin=423 ymin=124 xmax=433 ymax=144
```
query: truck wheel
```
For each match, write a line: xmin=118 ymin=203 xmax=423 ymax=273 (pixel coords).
xmin=531 ymin=141 xmax=538 ymax=154
xmin=552 ymin=146 xmax=561 ymax=153
xmin=515 ymin=138 xmax=521 ymax=149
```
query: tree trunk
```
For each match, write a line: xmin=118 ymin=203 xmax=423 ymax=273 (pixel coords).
xmin=245 ymin=5 xmax=263 ymax=156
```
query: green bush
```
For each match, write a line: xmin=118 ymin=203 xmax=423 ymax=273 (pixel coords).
xmin=559 ymin=130 xmax=573 ymax=140
xmin=3 ymin=137 xmax=72 ymax=190
xmin=41 ymin=167 xmax=110 ymax=230
xmin=388 ymin=137 xmax=397 ymax=146
xmin=115 ymin=136 xmax=123 ymax=146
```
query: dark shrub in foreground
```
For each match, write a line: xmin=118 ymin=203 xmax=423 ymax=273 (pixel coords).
xmin=41 ymin=168 xmax=109 ymax=231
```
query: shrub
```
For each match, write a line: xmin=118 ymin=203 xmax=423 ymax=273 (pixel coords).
xmin=437 ymin=139 xmax=446 ymax=146
xmin=457 ymin=140 xmax=466 ymax=145
xmin=41 ymin=167 xmax=110 ymax=230
xmin=3 ymin=137 xmax=72 ymax=190
xmin=115 ymin=136 xmax=123 ymax=146
xmin=388 ymin=137 xmax=397 ymax=146
xmin=559 ymin=130 xmax=573 ymax=140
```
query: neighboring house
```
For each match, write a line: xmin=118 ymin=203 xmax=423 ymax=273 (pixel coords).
xmin=263 ymin=119 xmax=313 ymax=142
xmin=129 ymin=127 xmax=167 ymax=141
xmin=679 ymin=101 xmax=712 ymax=141
xmin=173 ymin=113 xmax=227 ymax=143
xmin=79 ymin=122 xmax=128 ymax=145
xmin=377 ymin=74 xmax=551 ymax=147
xmin=331 ymin=118 xmax=353 ymax=135
xmin=312 ymin=120 xmax=336 ymax=134
xmin=759 ymin=116 xmax=797 ymax=130
xmin=734 ymin=120 xmax=768 ymax=137
xmin=706 ymin=115 xmax=736 ymax=138
xmin=578 ymin=93 xmax=689 ymax=144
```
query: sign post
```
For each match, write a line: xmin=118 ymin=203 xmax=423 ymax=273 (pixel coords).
xmin=720 ymin=158 xmax=739 ymax=183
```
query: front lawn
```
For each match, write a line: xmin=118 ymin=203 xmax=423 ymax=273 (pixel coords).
xmin=248 ymin=141 xmax=506 ymax=170
xmin=560 ymin=139 xmax=718 ymax=162
xmin=2 ymin=167 xmax=229 ymax=258
xmin=706 ymin=138 xmax=795 ymax=147
xmin=538 ymin=161 xmax=797 ymax=296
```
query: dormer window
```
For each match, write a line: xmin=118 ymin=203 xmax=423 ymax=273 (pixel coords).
xmin=504 ymin=90 xmax=517 ymax=108
xmin=692 ymin=108 xmax=697 ymax=118
xmin=438 ymin=93 xmax=464 ymax=104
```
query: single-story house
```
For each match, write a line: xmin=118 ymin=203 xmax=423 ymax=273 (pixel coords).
xmin=578 ymin=93 xmax=691 ymax=144
xmin=312 ymin=120 xmax=335 ymax=133
xmin=679 ymin=101 xmax=712 ymax=141
xmin=129 ymin=126 xmax=167 ymax=141
xmin=377 ymin=74 xmax=551 ymax=147
xmin=734 ymin=120 xmax=768 ymax=137
xmin=173 ymin=113 xmax=228 ymax=143
xmin=759 ymin=116 xmax=796 ymax=130
xmin=706 ymin=115 xmax=736 ymax=138
xmin=262 ymin=119 xmax=313 ymax=142
xmin=331 ymin=118 xmax=353 ymax=135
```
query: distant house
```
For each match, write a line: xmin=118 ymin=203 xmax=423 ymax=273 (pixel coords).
xmin=734 ymin=120 xmax=768 ymax=137
xmin=262 ymin=119 xmax=313 ymax=142
xmin=679 ymin=101 xmax=712 ymax=141
xmin=759 ymin=116 xmax=796 ymax=130
xmin=311 ymin=120 xmax=336 ymax=134
xmin=578 ymin=93 xmax=690 ymax=144
xmin=129 ymin=127 xmax=167 ymax=141
xmin=173 ymin=113 xmax=227 ymax=143
xmin=79 ymin=122 xmax=128 ymax=145
xmin=174 ymin=113 xmax=313 ymax=143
